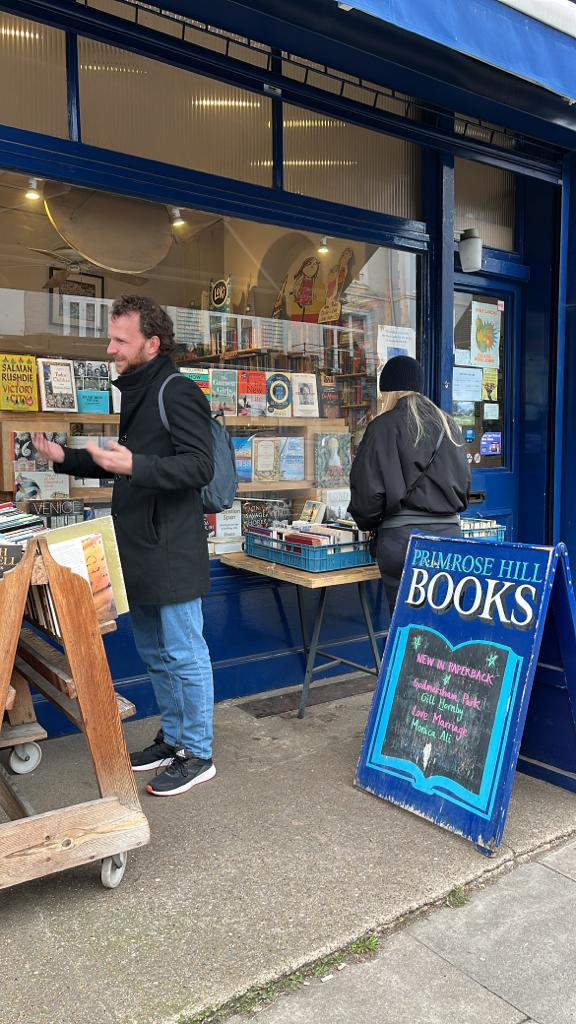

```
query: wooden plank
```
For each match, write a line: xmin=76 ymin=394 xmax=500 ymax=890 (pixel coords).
xmin=0 ymin=543 xmax=35 ymax=724
xmin=0 ymin=796 xmax=149 ymax=889
xmin=0 ymin=720 xmax=47 ymax=749
xmin=39 ymin=538 xmax=143 ymax=810
xmin=237 ymin=480 xmax=313 ymax=493
xmin=0 ymin=763 xmax=35 ymax=822
xmin=18 ymin=627 xmax=76 ymax=697
xmin=220 ymin=550 xmax=381 ymax=589
xmin=7 ymin=668 xmax=38 ymax=725
xmin=14 ymin=657 xmax=135 ymax=728
xmin=5 ymin=685 xmax=15 ymax=712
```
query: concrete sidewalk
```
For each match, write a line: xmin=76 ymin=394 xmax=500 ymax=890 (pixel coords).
xmin=230 ymin=839 xmax=576 ymax=1024
xmin=1 ymin=682 xmax=576 ymax=1024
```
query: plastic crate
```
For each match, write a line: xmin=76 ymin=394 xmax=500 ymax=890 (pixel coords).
xmin=244 ymin=532 xmax=374 ymax=572
xmin=460 ymin=516 xmax=506 ymax=542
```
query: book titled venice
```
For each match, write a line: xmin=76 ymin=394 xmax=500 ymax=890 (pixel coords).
xmin=0 ymin=354 xmax=39 ymax=411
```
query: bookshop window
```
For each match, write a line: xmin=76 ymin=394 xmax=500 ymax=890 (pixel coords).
xmin=452 ymin=291 xmax=507 ymax=469
xmin=0 ymin=13 xmax=68 ymax=137
xmin=78 ymin=39 xmax=272 ymax=186
xmin=0 ymin=170 xmax=420 ymax=549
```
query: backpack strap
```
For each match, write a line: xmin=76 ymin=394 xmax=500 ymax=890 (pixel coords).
xmin=404 ymin=426 xmax=446 ymax=499
xmin=157 ymin=373 xmax=181 ymax=433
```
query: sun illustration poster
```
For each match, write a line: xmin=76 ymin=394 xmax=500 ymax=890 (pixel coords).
xmin=470 ymin=302 xmax=501 ymax=369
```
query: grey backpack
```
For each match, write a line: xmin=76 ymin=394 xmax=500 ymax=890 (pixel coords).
xmin=158 ymin=373 xmax=238 ymax=514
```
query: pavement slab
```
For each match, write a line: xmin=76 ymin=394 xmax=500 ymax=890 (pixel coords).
xmin=227 ymin=931 xmax=527 ymax=1024
xmin=1 ymin=688 xmax=576 ymax=1024
xmin=410 ymin=861 xmax=576 ymax=1024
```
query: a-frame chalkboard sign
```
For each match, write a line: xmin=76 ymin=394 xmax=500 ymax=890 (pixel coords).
xmin=356 ymin=536 xmax=576 ymax=853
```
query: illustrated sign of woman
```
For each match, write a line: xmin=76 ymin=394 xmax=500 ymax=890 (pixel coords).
xmin=292 ymin=256 xmax=321 ymax=321
xmin=318 ymin=247 xmax=354 ymax=324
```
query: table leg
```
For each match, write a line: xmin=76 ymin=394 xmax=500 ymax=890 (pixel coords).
xmin=296 ymin=584 xmax=309 ymax=662
xmin=297 ymin=587 xmax=328 ymax=719
xmin=358 ymin=581 xmax=381 ymax=670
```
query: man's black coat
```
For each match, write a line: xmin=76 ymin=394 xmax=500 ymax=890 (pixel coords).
xmin=61 ymin=355 xmax=214 ymax=605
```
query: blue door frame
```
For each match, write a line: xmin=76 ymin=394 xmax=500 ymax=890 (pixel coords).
xmin=453 ymin=275 xmax=522 ymax=541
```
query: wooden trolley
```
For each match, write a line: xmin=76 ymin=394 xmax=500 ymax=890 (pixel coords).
xmin=0 ymin=538 xmax=149 ymax=890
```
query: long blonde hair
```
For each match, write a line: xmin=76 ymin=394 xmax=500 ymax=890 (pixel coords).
xmin=379 ymin=391 xmax=462 ymax=446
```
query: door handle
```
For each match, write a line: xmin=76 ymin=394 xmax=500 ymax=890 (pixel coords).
xmin=468 ymin=490 xmax=486 ymax=504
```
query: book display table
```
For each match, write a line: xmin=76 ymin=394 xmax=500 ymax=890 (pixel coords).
xmin=220 ymin=551 xmax=383 ymax=717
xmin=0 ymin=539 xmax=149 ymax=891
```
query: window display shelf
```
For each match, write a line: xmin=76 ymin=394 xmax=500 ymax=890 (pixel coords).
xmin=237 ymin=480 xmax=313 ymax=493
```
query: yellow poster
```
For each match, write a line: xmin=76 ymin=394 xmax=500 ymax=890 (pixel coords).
xmin=45 ymin=515 xmax=128 ymax=616
xmin=482 ymin=368 xmax=498 ymax=402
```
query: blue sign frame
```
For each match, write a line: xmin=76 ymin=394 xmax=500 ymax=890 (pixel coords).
xmin=356 ymin=536 xmax=576 ymax=852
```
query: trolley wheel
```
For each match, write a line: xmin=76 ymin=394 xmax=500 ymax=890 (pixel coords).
xmin=100 ymin=851 xmax=127 ymax=889
xmin=9 ymin=741 xmax=43 ymax=774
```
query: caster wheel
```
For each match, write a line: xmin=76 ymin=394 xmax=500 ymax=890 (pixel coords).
xmin=101 ymin=851 xmax=127 ymax=889
xmin=9 ymin=741 xmax=42 ymax=774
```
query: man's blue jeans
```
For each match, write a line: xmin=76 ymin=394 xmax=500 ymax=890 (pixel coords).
xmin=130 ymin=599 xmax=214 ymax=760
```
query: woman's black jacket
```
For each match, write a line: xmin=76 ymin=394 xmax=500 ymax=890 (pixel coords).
xmin=60 ymin=355 xmax=214 ymax=605
xmin=348 ymin=398 xmax=470 ymax=531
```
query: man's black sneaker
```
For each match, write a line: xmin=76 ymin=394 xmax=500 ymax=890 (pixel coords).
xmin=130 ymin=729 xmax=176 ymax=772
xmin=146 ymin=749 xmax=216 ymax=797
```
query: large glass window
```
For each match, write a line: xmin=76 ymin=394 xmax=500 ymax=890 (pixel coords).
xmin=0 ymin=13 xmax=67 ymax=137
xmin=283 ymin=105 xmax=421 ymax=219
xmin=78 ymin=39 xmax=273 ymax=186
xmin=0 ymin=170 xmax=421 ymax=547
xmin=452 ymin=291 xmax=507 ymax=470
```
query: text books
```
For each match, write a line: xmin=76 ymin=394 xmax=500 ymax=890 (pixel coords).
xmin=279 ymin=436 xmax=305 ymax=481
xmin=232 ymin=436 xmax=253 ymax=482
xmin=0 ymin=354 xmax=38 ymax=411
xmin=252 ymin=437 xmax=281 ymax=482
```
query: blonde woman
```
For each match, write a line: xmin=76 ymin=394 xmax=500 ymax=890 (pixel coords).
xmin=348 ymin=356 xmax=470 ymax=612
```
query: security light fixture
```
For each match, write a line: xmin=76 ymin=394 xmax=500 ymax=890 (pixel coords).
xmin=170 ymin=207 xmax=185 ymax=227
xmin=25 ymin=178 xmax=41 ymax=201
xmin=458 ymin=228 xmax=483 ymax=273
xmin=318 ymin=236 xmax=330 ymax=254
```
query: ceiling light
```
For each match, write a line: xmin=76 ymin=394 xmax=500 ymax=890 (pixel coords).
xmin=170 ymin=207 xmax=185 ymax=227
xmin=25 ymin=178 xmax=41 ymax=201
xmin=318 ymin=236 xmax=329 ymax=254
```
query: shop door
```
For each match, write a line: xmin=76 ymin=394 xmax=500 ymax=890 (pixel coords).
xmin=452 ymin=280 xmax=520 ymax=539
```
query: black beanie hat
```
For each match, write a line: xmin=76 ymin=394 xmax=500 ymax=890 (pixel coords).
xmin=379 ymin=355 xmax=423 ymax=394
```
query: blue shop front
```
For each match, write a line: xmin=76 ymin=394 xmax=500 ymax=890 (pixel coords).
xmin=1 ymin=0 xmax=575 ymax=736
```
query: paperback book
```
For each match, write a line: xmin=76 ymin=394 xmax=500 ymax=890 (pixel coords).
xmin=232 ymin=436 xmax=253 ymax=482
xmin=317 ymin=371 xmax=340 ymax=418
xmin=14 ymin=470 xmax=70 ymax=501
xmin=38 ymin=358 xmax=77 ymax=412
xmin=237 ymin=369 xmax=267 ymax=417
xmin=12 ymin=431 xmax=67 ymax=470
xmin=0 ymin=354 xmax=38 ymax=411
xmin=240 ymin=498 xmax=292 ymax=532
xmin=291 ymin=372 xmax=319 ymax=417
xmin=314 ymin=433 xmax=352 ymax=488
xmin=266 ymin=372 xmax=292 ymax=417
xmin=180 ymin=367 xmax=211 ymax=403
xmin=210 ymin=368 xmax=237 ymax=414
xmin=252 ymin=437 xmax=281 ymax=482
xmin=279 ymin=436 xmax=305 ymax=481
xmin=45 ymin=515 xmax=128 ymax=617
